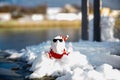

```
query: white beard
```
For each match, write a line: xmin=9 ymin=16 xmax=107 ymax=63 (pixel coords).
xmin=51 ymin=41 xmax=66 ymax=54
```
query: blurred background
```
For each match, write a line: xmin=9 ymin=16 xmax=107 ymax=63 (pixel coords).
xmin=0 ymin=0 xmax=120 ymax=50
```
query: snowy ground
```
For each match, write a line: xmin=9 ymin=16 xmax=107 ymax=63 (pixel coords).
xmin=6 ymin=41 xmax=120 ymax=80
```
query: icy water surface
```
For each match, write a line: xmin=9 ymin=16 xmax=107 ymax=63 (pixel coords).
xmin=0 ymin=51 xmax=31 ymax=80
xmin=0 ymin=28 xmax=80 ymax=50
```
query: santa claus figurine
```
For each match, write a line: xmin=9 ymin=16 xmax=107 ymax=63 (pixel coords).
xmin=48 ymin=35 xmax=69 ymax=59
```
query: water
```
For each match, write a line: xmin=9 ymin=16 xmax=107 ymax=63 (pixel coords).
xmin=0 ymin=51 xmax=31 ymax=80
xmin=0 ymin=28 xmax=80 ymax=50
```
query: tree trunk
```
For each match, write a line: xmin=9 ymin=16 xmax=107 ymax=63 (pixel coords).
xmin=93 ymin=0 xmax=101 ymax=41
xmin=81 ymin=0 xmax=89 ymax=40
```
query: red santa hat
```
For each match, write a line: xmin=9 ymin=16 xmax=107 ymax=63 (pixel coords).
xmin=61 ymin=35 xmax=69 ymax=41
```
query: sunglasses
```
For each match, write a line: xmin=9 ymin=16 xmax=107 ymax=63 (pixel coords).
xmin=53 ymin=39 xmax=63 ymax=42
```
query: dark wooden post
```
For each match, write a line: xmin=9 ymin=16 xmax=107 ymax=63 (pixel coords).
xmin=93 ymin=0 xmax=101 ymax=41
xmin=81 ymin=0 xmax=89 ymax=40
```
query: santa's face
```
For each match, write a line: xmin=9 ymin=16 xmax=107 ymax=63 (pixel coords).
xmin=51 ymin=36 xmax=66 ymax=54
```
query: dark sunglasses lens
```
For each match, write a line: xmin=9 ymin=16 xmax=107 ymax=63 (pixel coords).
xmin=53 ymin=39 xmax=57 ymax=42
xmin=59 ymin=39 xmax=63 ymax=42
xmin=53 ymin=39 xmax=63 ymax=42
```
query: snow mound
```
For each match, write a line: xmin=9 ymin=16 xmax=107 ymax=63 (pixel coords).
xmin=29 ymin=49 xmax=92 ymax=79
xmin=6 ymin=41 xmax=120 ymax=80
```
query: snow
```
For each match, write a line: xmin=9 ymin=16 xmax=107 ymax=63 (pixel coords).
xmin=0 ymin=13 xmax=11 ymax=21
xmin=89 ymin=15 xmax=119 ymax=42
xmin=47 ymin=13 xmax=81 ymax=21
xmin=31 ymin=14 xmax=44 ymax=21
xmin=101 ymin=16 xmax=119 ymax=42
xmin=6 ymin=41 xmax=120 ymax=80
xmin=47 ymin=7 xmax=62 ymax=15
